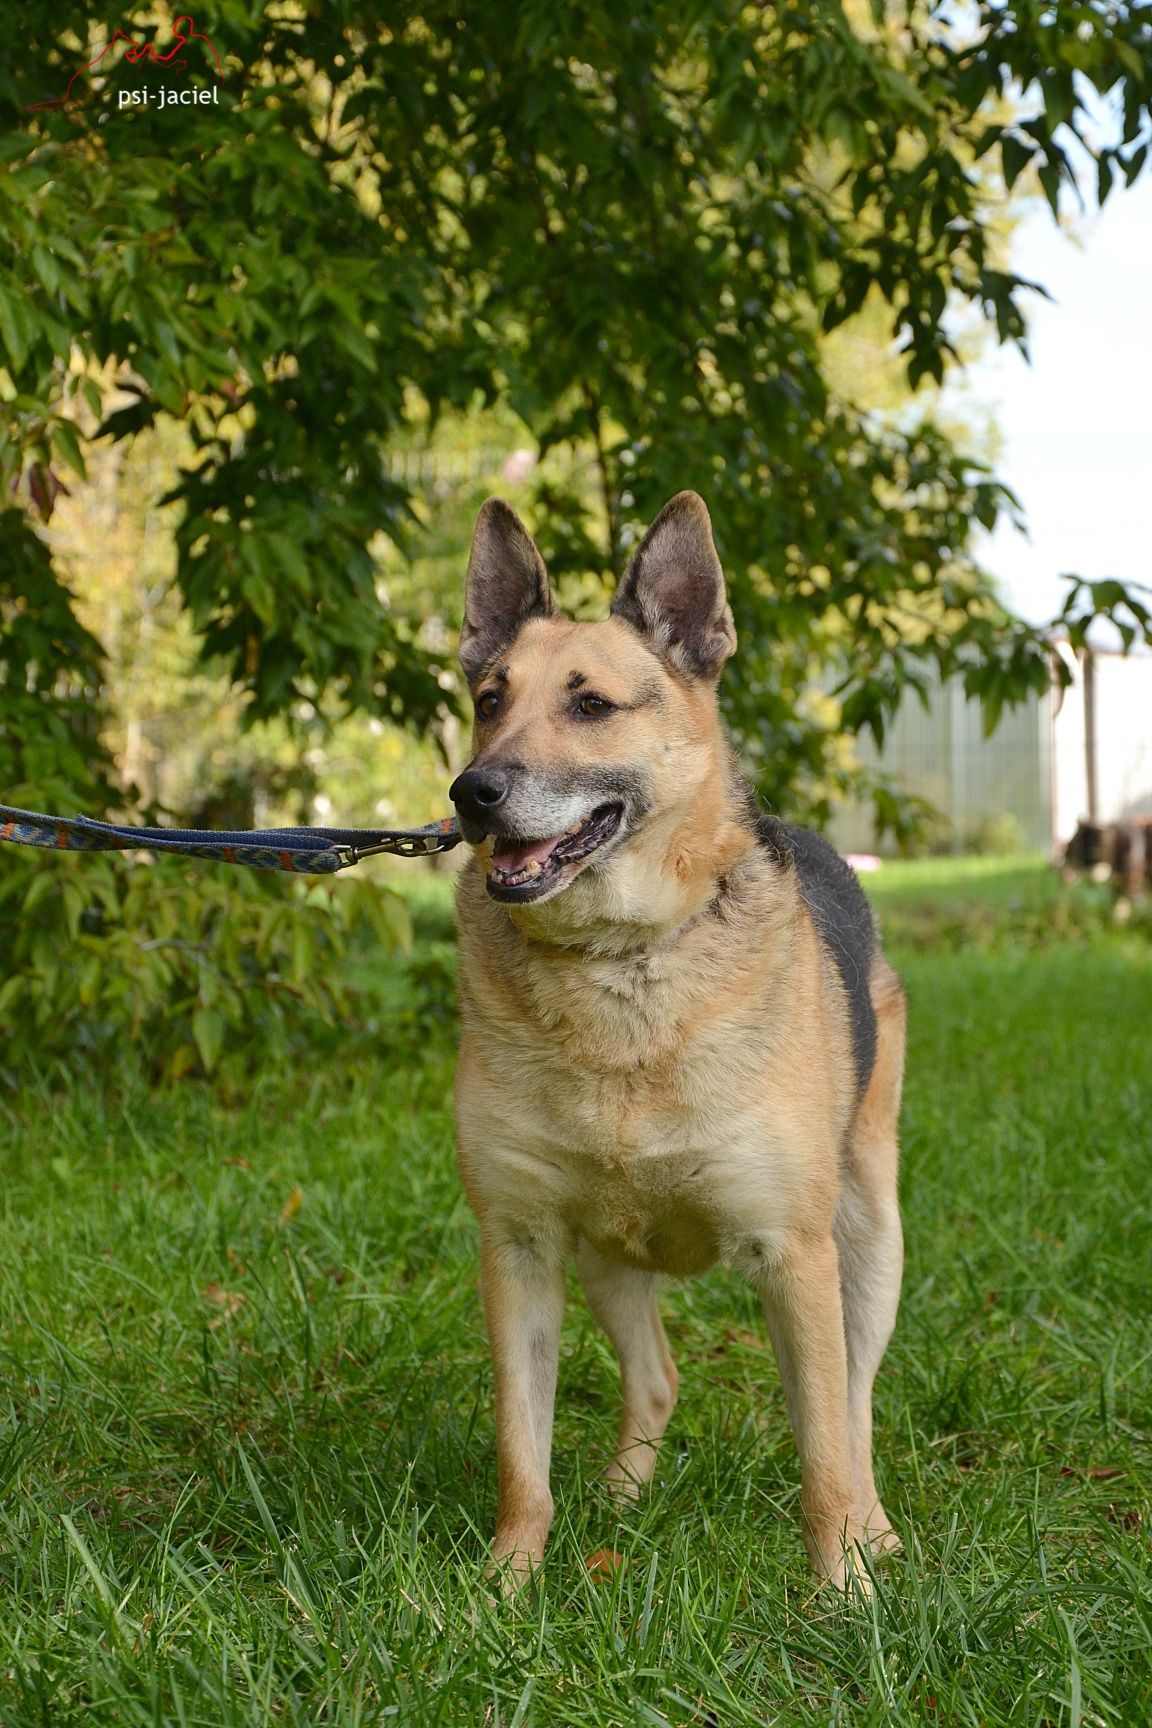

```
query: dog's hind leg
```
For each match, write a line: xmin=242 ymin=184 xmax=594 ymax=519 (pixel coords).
xmin=577 ymin=1240 xmax=679 ymax=1498
xmin=834 ymin=960 xmax=906 ymax=1555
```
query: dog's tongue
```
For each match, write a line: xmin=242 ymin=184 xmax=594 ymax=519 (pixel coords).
xmin=490 ymin=834 xmax=559 ymax=873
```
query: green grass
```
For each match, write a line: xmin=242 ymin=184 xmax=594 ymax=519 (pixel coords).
xmin=865 ymin=851 xmax=1057 ymax=905
xmin=1 ymin=859 xmax=1150 ymax=1725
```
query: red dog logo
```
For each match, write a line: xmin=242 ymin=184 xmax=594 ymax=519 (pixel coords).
xmin=29 ymin=14 xmax=223 ymax=111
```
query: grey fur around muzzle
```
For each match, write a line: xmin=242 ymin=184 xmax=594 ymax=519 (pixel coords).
xmin=449 ymin=763 xmax=650 ymax=845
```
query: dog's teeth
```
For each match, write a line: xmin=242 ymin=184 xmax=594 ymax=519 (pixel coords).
xmin=524 ymin=859 xmax=543 ymax=877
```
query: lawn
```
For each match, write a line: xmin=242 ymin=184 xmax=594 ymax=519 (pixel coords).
xmin=0 ymin=857 xmax=1149 ymax=1726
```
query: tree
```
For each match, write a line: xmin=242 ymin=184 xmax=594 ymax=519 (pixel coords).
xmin=2 ymin=0 xmax=1151 ymax=827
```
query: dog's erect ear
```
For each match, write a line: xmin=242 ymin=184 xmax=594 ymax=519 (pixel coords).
xmin=610 ymin=492 xmax=736 ymax=680
xmin=459 ymin=499 xmax=555 ymax=683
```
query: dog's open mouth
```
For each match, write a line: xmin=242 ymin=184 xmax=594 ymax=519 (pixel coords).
xmin=486 ymin=803 xmax=624 ymax=901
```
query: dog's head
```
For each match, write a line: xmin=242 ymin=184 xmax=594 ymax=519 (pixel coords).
xmin=450 ymin=492 xmax=743 ymax=929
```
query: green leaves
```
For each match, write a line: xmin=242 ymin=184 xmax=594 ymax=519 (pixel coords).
xmin=1 ymin=0 xmax=1151 ymax=854
xmin=0 ymin=523 xmax=115 ymax=804
xmin=191 ymin=1008 xmax=226 ymax=1075
xmin=0 ymin=280 xmax=37 ymax=372
xmin=0 ymin=853 xmax=415 ymax=1088
xmin=1001 ymin=135 xmax=1034 ymax=190
xmin=1059 ymin=577 xmax=1152 ymax=655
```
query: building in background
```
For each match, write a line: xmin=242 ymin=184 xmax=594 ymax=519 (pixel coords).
xmin=829 ymin=647 xmax=1152 ymax=857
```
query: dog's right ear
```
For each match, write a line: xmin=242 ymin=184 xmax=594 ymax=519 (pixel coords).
xmin=459 ymin=499 xmax=555 ymax=683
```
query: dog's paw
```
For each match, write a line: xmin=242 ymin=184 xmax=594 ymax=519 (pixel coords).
xmin=815 ymin=1524 xmax=901 ymax=1604
xmin=859 ymin=1502 xmax=903 ymax=1558
xmin=603 ymin=1463 xmax=644 ymax=1503
xmin=485 ymin=1541 xmax=544 ymax=1604
xmin=603 ymin=1438 xmax=661 ymax=1501
xmin=864 ymin=1524 xmax=903 ymax=1559
xmin=818 ymin=1547 xmax=873 ymax=1602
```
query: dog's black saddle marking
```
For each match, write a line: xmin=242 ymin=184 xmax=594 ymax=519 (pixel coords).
xmin=755 ymin=817 xmax=878 ymax=1101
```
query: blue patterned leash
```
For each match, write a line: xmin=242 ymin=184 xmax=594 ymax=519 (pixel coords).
xmin=0 ymin=803 xmax=461 ymax=876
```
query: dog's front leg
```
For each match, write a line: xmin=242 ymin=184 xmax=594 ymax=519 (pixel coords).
xmin=577 ymin=1240 xmax=678 ymax=1498
xmin=480 ymin=1228 xmax=566 ymax=1588
xmin=755 ymin=1235 xmax=863 ymax=1589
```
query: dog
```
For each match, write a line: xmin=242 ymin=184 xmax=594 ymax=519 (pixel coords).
xmin=449 ymin=491 xmax=906 ymax=1591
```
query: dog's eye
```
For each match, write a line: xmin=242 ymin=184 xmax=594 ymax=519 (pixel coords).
xmin=575 ymin=694 xmax=614 ymax=718
xmin=476 ymin=690 xmax=501 ymax=720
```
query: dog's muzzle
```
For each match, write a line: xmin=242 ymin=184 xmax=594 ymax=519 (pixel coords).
xmin=449 ymin=763 xmax=629 ymax=903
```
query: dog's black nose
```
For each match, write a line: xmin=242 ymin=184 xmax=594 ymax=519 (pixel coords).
xmin=450 ymin=766 xmax=511 ymax=826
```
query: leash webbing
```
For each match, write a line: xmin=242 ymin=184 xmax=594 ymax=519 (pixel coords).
xmin=0 ymin=804 xmax=462 ymax=876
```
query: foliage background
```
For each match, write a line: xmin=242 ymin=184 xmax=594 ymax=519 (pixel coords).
xmin=2 ymin=0 xmax=1152 ymax=1080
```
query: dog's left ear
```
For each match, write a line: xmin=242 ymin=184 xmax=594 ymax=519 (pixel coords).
xmin=610 ymin=492 xmax=736 ymax=680
xmin=459 ymin=498 xmax=556 ymax=683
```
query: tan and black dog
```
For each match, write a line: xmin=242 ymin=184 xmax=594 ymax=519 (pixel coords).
xmin=449 ymin=491 xmax=906 ymax=1591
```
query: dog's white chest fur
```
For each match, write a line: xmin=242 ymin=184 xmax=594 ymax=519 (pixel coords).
xmin=455 ymin=908 xmax=825 ymax=1278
